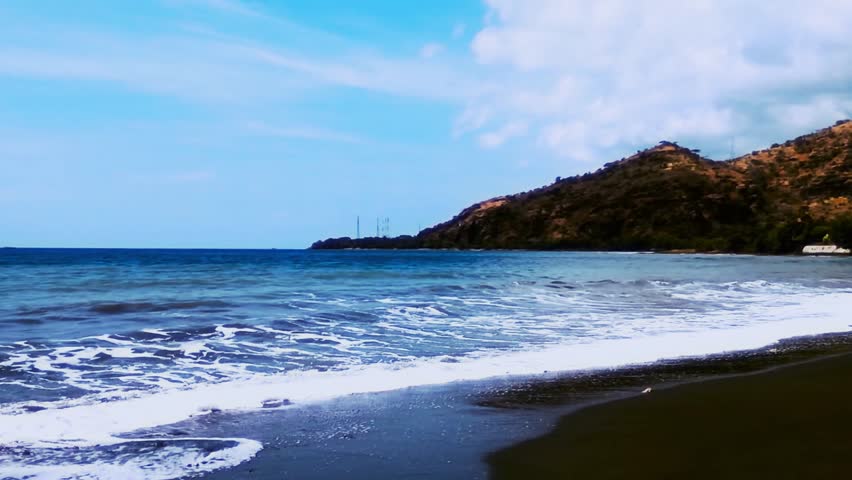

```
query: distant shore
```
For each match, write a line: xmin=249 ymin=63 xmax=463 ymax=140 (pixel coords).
xmin=488 ymin=336 xmax=852 ymax=479
xmin=308 ymin=244 xmax=850 ymax=256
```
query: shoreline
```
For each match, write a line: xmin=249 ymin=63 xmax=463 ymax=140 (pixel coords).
xmin=196 ymin=331 xmax=852 ymax=479
xmin=7 ymin=324 xmax=851 ymax=478
xmin=476 ymin=331 xmax=852 ymax=409
xmin=487 ymin=333 xmax=852 ymax=479
xmin=310 ymin=247 xmax=850 ymax=257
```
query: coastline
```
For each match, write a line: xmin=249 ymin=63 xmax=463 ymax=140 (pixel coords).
xmin=310 ymin=247 xmax=850 ymax=257
xmin=196 ymin=332 xmax=852 ymax=479
xmin=488 ymin=334 xmax=852 ymax=479
xmin=4 ymin=249 xmax=849 ymax=479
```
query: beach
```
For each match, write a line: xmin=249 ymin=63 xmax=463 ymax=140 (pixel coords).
xmin=5 ymin=1 xmax=852 ymax=477
xmin=490 ymin=342 xmax=852 ymax=479
xmin=200 ymin=332 xmax=852 ymax=479
xmin=1 ymin=249 xmax=850 ymax=478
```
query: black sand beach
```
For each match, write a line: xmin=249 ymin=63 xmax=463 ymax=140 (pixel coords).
xmin=489 ymin=349 xmax=852 ymax=479
xmin=193 ymin=333 xmax=852 ymax=479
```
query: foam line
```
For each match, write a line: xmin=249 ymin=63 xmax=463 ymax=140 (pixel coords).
xmin=0 ymin=437 xmax=262 ymax=480
xmin=1 ymin=287 xmax=849 ymax=479
xmin=2 ymin=293 xmax=849 ymax=450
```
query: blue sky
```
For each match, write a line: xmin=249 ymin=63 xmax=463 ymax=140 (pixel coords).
xmin=2 ymin=0 xmax=851 ymax=248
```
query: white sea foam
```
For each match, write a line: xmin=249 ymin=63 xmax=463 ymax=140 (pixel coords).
xmin=2 ymin=278 xmax=851 ymax=480
xmin=0 ymin=437 xmax=262 ymax=480
xmin=2 ymin=291 xmax=850 ymax=453
xmin=140 ymin=328 xmax=170 ymax=337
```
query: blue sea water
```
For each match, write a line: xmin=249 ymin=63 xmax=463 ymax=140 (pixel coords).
xmin=0 ymin=249 xmax=850 ymax=479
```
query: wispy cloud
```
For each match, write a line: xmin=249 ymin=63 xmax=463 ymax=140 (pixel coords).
xmin=238 ymin=43 xmax=480 ymax=101
xmin=0 ymin=42 xmax=304 ymax=104
xmin=3 ymin=0 xmax=850 ymax=167
xmin=478 ymin=121 xmax=527 ymax=148
xmin=453 ymin=104 xmax=493 ymax=137
xmin=163 ymin=0 xmax=264 ymax=18
xmin=0 ymin=0 xmax=483 ymax=107
xmin=452 ymin=23 xmax=466 ymax=39
xmin=0 ymin=24 xmax=479 ymax=107
xmin=244 ymin=121 xmax=367 ymax=144
xmin=419 ymin=42 xmax=444 ymax=59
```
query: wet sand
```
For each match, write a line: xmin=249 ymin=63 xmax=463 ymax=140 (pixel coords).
xmin=488 ymin=350 xmax=852 ymax=479
xmin=193 ymin=333 xmax=852 ymax=479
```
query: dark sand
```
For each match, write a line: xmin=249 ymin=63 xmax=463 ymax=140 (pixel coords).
xmin=488 ymin=351 xmax=852 ymax=479
xmin=187 ymin=334 xmax=852 ymax=479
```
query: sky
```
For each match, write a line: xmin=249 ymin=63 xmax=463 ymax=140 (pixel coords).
xmin=2 ymin=0 xmax=851 ymax=248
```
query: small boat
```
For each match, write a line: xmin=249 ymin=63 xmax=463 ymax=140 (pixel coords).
xmin=802 ymin=244 xmax=850 ymax=255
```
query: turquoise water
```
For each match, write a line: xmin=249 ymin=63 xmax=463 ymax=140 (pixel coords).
xmin=1 ymin=249 xmax=850 ymax=478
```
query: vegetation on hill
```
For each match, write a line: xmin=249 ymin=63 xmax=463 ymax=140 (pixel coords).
xmin=312 ymin=121 xmax=852 ymax=253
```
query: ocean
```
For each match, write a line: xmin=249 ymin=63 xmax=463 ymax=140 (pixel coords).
xmin=1 ymin=249 xmax=850 ymax=479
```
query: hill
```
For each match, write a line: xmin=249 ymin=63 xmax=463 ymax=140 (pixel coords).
xmin=312 ymin=121 xmax=852 ymax=253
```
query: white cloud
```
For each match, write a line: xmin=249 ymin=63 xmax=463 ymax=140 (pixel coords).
xmin=0 ymin=14 xmax=480 ymax=106
xmin=453 ymin=104 xmax=493 ymax=137
xmin=242 ymin=44 xmax=481 ymax=101
xmin=3 ymin=0 xmax=851 ymax=165
xmin=419 ymin=42 xmax=444 ymax=59
xmin=478 ymin=121 xmax=528 ymax=148
xmin=0 ymin=39 xmax=474 ymax=105
xmin=538 ymin=121 xmax=585 ymax=154
xmin=507 ymin=75 xmax=581 ymax=116
xmin=0 ymin=43 xmax=303 ymax=104
xmin=462 ymin=0 xmax=852 ymax=159
xmin=768 ymin=97 xmax=852 ymax=131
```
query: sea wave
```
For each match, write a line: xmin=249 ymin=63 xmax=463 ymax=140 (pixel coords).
xmin=2 ymin=248 xmax=851 ymax=480
xmin=1 ymin=289 xmax=850 ymax=479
